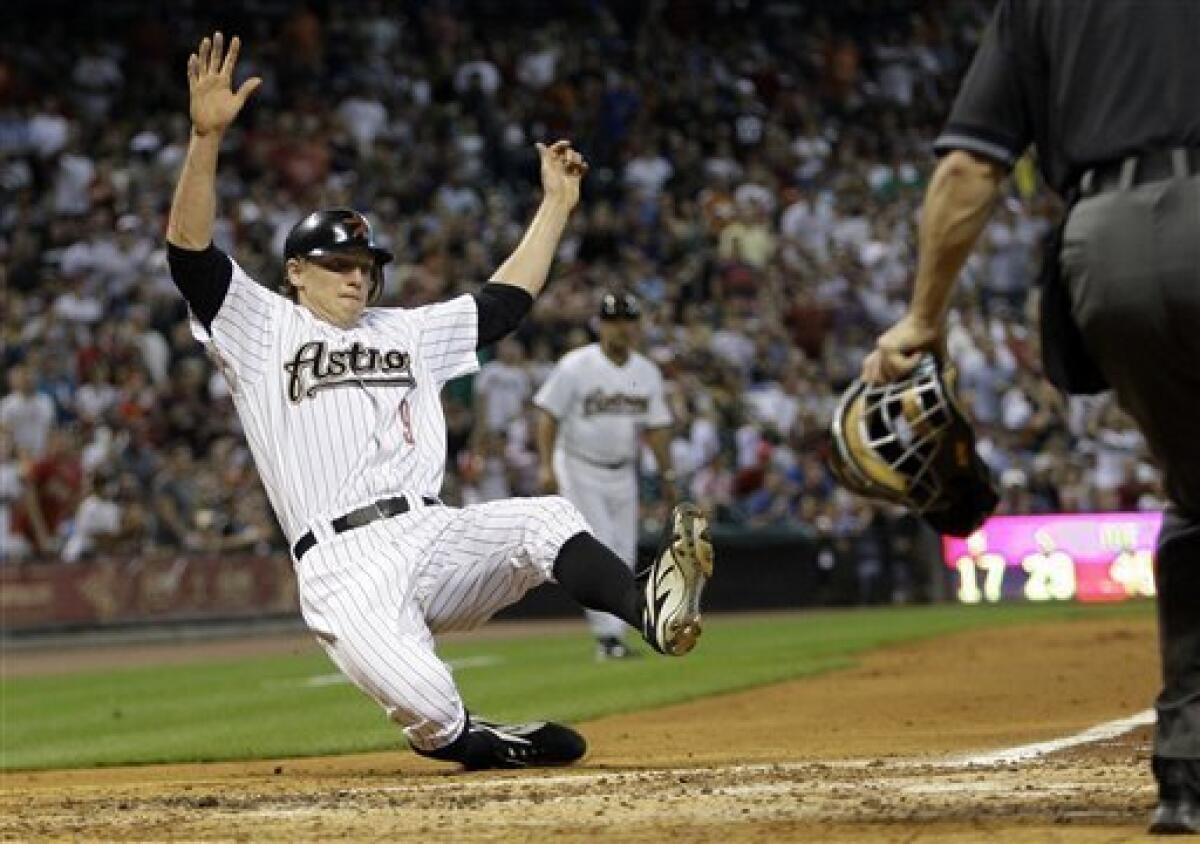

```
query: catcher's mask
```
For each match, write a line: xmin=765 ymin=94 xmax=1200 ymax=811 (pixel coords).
xmin=829 ymin=354 xmax=998 ymax=536
xmin=283 ymin=207 xmax=393 ymax=304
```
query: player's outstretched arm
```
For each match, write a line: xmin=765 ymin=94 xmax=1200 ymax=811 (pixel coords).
xmin=489 ymin=140 xmax=588 ymax=299
xmin=166 ymin=33 xmax=261 ymax=250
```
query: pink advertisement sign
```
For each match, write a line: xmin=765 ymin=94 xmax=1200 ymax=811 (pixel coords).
xmin=941 ymin=512 xmax=1162 ymax=604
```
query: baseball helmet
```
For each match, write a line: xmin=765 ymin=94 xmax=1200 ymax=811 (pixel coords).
xmin=599 ymin=291 xmax=641 ymax=321
xmin=283 ymin=207 xmax=394 ymax=304
xmin=828 ymin=353 xmax=999 ymax=537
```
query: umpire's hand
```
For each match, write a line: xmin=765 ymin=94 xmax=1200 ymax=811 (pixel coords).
xmin=861 ymin=312 xmax=944 ymax=385
xmin=187 ymin=32 xmax=261 ymax=136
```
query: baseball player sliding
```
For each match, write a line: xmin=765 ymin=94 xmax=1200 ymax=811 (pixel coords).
xmin=535 ymin=292 xmax=676 ymax=660
xmin=164 ymin=33 xmax=714 ymax=771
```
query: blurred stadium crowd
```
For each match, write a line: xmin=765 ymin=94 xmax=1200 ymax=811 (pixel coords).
xmin=0 ymin=0 xmax=1162 ymax=571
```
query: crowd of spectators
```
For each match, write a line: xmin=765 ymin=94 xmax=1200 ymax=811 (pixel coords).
xmin=0 ymin=0 xmax=1162 ymax=576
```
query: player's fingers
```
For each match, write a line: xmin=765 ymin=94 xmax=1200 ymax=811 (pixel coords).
xmin=548 ymin=139 xmax=571 ymax=154
xmin=235 ymin=76 xmax=263 ymax=106
xmin=187 ymin=54 xmax=200 ymax=83
xmin=221 ymin=35 xmax=241 ymax=78
xmin=209 ymin=32 xmax=224 ymax=74
xmin=197 ymin=37 xmax=211 ymax=74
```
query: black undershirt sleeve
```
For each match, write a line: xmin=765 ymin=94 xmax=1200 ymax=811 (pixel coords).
xmin=166 ymin=243 xmax=234 ymax=332
xmin=472 ymin=283 xmax=534 ymax=349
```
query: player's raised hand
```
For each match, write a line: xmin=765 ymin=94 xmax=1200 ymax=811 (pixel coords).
xmin=187 ymin=32 xmax=262 ymax=136
xmin=535 ymin=140 xmax=588 ymax=209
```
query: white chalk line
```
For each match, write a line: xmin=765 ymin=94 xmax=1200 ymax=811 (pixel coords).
xmin=948 ymin=708 xmax=1155 ymax=767
xmin=343 ymin=708 xmax=1157 ymax=800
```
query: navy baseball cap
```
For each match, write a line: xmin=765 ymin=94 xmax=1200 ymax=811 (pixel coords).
xmin=599 ymin=292 xmax=641 ymax=321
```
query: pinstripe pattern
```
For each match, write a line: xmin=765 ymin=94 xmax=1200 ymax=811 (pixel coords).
xmin=192 ymin=264 xmax=594 ymax=751
xmin=296 ymin=496 xmax=588 ymax=750
xmin=193 ymin=267 xmax=479 ymax=543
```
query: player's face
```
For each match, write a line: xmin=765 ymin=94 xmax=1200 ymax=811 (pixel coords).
xmin=598 ymin=316 xmax=640 ymax=352
xmin=292 ymin=250 xmax=376 ymax=327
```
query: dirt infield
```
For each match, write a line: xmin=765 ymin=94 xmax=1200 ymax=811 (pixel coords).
xmin=1 ymin=613 xmax=1163 ymax=842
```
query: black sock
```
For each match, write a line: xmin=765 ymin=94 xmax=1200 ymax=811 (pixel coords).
xmin=552 ymin=531 xmax=641 ymax=628
xmin=415 ymin=717 xmax=496 ymax=770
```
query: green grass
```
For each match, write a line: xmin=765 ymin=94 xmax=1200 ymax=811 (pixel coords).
xmin=0 ymin=601 xmax=1153 ymax=770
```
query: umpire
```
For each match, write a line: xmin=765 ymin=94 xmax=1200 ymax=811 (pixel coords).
xmin=860 ymin=1 xmax=1200 ymax=833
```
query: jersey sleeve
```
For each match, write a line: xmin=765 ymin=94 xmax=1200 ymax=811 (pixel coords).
xmin=414 ymin=294 xmax=480 ymax=384
xmin=189 ymin=257 xmax=287 ymax=393
xmin=933 ymin=0 xmax=1032 ymax=167
xmin=646 ymin=367 xmax=672 ymax=429
xmin=533 ymin=356 xmax=574 ymax=419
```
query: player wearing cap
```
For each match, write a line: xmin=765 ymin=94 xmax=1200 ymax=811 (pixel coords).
xmin=534 ymin=292 xmax=678 ymax=660
xmin=163 ymin=32 xmax=715 ymax=771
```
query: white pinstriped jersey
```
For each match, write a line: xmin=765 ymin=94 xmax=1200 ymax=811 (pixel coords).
xmin=534 ymin=344 xmax=671 ymax=465
xmin=190 ymin=258 xmax=479 ymax=545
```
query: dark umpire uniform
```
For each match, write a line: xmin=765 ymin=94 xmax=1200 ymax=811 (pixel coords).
xmin=936 ymin=0 xmax=1200 ymax=833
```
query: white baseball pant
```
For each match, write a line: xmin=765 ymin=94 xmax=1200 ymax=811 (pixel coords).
xmin=552 ymin=450 xmax=638 ymax=640
xmin=294 ymin=494 xmax=589 ymax=752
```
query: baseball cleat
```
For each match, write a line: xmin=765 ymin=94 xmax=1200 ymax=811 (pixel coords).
xmin=466 ymin=719 xmax=587 ymax=770
xmin=1150 ymin=797 xmax=1200 ymax=834
xmin=640 ymin=502 xmax=714 ymax=656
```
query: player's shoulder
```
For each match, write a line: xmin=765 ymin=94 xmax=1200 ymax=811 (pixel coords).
xmin=225 ymin=253 xmax=292 ymax=309
xmin=629 ymin=350 xmax=663 ymax=376
xmin=373 ymin=293 xmax=475 ymax=325
xmin=361 ymin=303 xmax=429 ymax=333
xmin=558 ymin=343 xmax=600 ymax=369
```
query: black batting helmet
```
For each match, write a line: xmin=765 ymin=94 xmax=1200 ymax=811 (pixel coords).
xmin=283 ymin=208 xmax=394 ymax=304
xmin=599 ymin=291 xmax=641 ymax=321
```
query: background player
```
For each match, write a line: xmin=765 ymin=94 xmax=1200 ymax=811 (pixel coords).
xmin=534 ymin=292 xmax=676 ymax=660
xmin=857 ymin=1 xmax=1200 ymax=833
xmin=164 ymin=32 xmax=714 ymax=771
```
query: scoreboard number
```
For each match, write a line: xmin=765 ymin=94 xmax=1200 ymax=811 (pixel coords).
xmin=954 ymin=532 xmax=1006 ymax=604
xmin=1021 ymin=529 xmax=1077 ymax=601
xmin=1109 ymin=547 xmax=1156 ymax=597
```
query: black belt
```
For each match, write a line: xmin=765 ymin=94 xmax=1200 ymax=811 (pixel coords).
xmin=1080 ymin=147 xmax=1200 ymax=196
xmin=293 ymin=495 xmax=440 ymax=560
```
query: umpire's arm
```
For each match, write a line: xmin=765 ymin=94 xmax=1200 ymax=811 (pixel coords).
xmin=907 ymin=150 xmax=1005 ymax=330
xmin=862 ymin=154 xmax=1006 ymax=385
